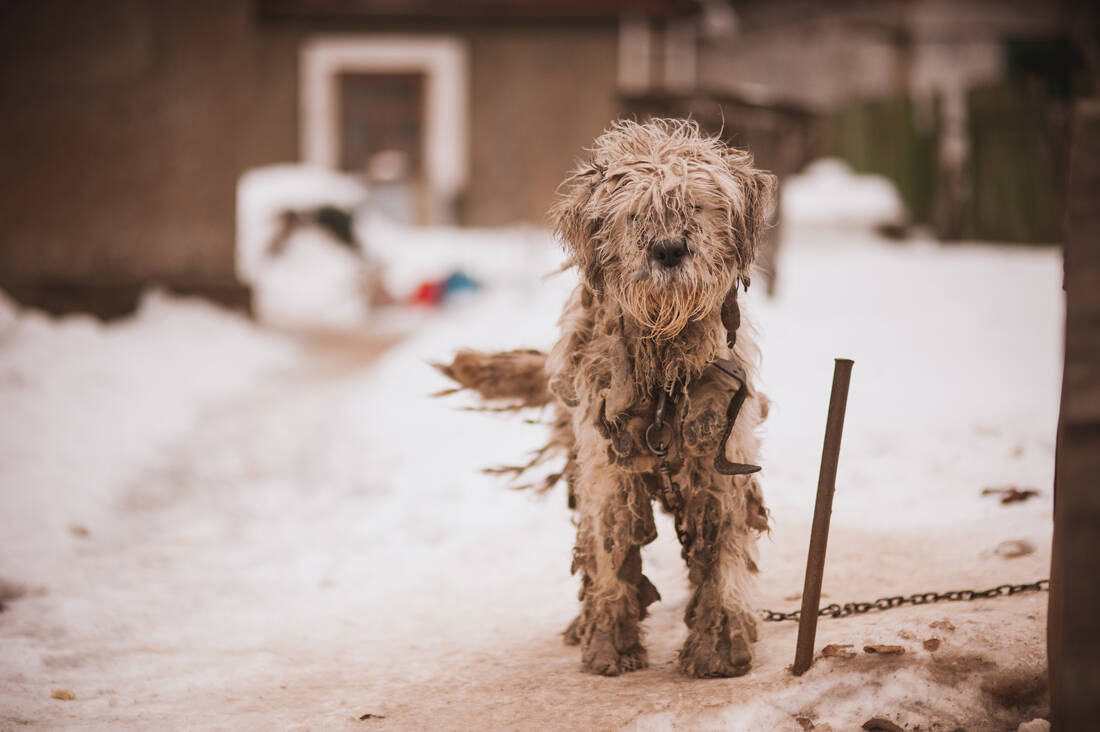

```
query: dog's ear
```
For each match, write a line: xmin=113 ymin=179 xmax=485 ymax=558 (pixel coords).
xmin=722 ymin=152 xmax=776 ymax=291
xmin=550 ymin=161 xmax=606 ymax=293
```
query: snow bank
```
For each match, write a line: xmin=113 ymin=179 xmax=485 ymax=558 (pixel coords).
xmin=237 ymin=165 xmax=373 ymax=331
xmin=236 ymin=164 xmax=368 ymax=283
xmin=235 ymin=165 xmax=562 ymax=332
xmin=782 ymin=158 xmax=908 ymax=229
xmin=251 ymin=231 xmax=372 ymax=331
xmin=362 ymin=217 xmax=561 ymax=300
xmin=0 ymin=291 xmax=300 ymax=581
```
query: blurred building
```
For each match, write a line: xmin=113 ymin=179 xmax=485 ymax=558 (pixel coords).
xmin=0 ymin=0 xmax=1092 ymax=316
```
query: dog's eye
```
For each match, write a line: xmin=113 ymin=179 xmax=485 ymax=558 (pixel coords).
xmin=692 ymin=205 xmax=703 ymax=213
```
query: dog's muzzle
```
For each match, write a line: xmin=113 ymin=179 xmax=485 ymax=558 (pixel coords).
xmin=651 ymin=239 xmax=689 ymax=269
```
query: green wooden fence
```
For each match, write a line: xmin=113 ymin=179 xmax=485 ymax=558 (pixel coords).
xmin=824 ymin=83 xmax=1067 ymax=243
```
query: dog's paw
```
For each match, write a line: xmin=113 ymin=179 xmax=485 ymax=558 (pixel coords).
xmin=581 ymin=629 xmax=648 ymax=676
xmin=678 ymin=626 xmax=753 ymax=678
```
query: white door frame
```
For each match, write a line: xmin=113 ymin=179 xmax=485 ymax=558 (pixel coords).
xmin=300 ymin=35 xmax=469 ymax=224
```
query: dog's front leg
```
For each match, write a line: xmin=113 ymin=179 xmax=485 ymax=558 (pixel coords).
xmin=676 ymin=472 xmax=760 ymax=678
xmin=568 ymin=430 xmax=659 ymax=675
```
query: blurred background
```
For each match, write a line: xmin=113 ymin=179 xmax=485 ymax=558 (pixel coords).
xmin=2 ymin=2 xmax=1100 ymax=730
xmin=0 ymin=0 xmax=1095 ymax=318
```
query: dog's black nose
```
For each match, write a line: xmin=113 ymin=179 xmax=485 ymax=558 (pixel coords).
xmin=651 ymin=239 xmax=689 ymax=268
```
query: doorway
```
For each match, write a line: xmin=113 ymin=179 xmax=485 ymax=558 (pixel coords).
xmin=299 ymin=36 xmax=469 ymax=225
xmin=338 ymin=71 xmax=426 ymax=223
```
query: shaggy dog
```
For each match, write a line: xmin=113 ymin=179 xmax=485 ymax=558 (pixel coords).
xmin=439 ymin=119 xmax=774 ymax=678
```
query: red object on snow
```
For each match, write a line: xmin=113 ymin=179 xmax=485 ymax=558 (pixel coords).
xmin=410 ymin=280 xmax=445 ymax=306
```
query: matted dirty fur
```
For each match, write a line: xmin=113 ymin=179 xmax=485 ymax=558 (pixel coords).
xmin=439 ymin=119 xmax=775 ymax=678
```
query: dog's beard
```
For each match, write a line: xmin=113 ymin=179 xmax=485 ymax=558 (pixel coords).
xmin=615 ymin=265 xmax=727 ymax=341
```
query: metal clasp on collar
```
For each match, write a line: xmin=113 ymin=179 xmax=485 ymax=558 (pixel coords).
xmin=644 ymin=389 xmax=673 ymax=457
xmin=645 ymin=387 xmax=684 ymax=514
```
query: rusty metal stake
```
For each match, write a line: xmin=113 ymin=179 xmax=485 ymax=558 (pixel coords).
xmin=792 ymin=358 xmax=854 ymax=676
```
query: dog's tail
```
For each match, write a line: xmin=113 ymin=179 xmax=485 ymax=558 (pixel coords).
xmin=434 ymin=348 xmax=567 ymax=493
xmin=433 ymin=348 xmax=552 ymax=409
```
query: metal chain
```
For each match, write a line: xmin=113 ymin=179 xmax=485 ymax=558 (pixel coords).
xmin=644 ymin=387 xmax=685 ymax=517
xmin=760 ymin=579 xmax=1050 ymax=622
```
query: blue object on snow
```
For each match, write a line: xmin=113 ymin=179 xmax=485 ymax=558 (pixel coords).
xmin=443 ymin=270 xmax=480 ymax=297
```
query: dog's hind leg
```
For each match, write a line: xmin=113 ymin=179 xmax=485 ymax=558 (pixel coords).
xmin=568 ymin=455 xmax=659 ymax=675
xmin=676 ymin=472 xmax=760 ymax=678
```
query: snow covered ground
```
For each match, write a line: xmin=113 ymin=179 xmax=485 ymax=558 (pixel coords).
xmin=0 ymin=163 xmax=1060 ymax=730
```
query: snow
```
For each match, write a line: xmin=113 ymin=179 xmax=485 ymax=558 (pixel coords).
xmin=251 ymin=232 xmax=374 ymax=331
xmin=0 ymin=292 xmax=302 ymax=583
xmin=781 ymin=159 xmax=908 ymax=230
xmin=362 ymin=217 xmax=560 ymax=301
xmin=235 ymin=165 xmax=556 ymax=332
xmin=237 ymin=165 xmax=373 ymax=331
xmin=0 ymin=164 xmax=1060 ymax=730
xmin=236 ymin=164 xmax=368 ymax=284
